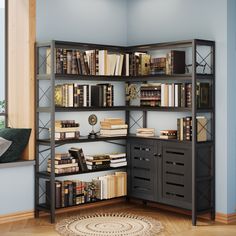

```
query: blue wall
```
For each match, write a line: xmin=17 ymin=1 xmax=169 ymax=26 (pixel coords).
xmin=36 ymin=0 xmax=127 ymax=45
xmin=0 ymin=165 xmax=34 ymax=215
xmin=127 ymin=0 xmax=235 ymax=215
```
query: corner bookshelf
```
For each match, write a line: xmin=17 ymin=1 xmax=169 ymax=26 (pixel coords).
xmin=35 ymin=39 xmax=215 ymax=225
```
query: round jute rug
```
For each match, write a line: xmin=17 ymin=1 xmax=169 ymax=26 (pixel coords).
xmin=56 ymin=212 xmax=164 ymax=236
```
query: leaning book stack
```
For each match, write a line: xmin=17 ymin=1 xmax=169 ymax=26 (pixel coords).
xmin=47 ymin=153 xmax=79 ymax=174
xmin=100 ymin=118 xmax=128 ymax=137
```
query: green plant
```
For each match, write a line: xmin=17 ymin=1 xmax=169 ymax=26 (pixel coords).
xmin=0 ymin=117 xmax=5 ymax=129
xmin=0 ymin=100 xmax=5 ymax=113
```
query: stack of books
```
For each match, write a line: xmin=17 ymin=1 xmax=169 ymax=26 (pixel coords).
xmin=109 ymin=153 xmax=127 ymax=168
xmin=52 ymin=120 xmax=80 ymax=140
xmin=159 ymin=130 xmax=177 ymax=139
xmin=177 ymin=116 xmax=207 ymax=141
xmin=100 ymin=118 xmax=128 ymax=137
xmin=47 ymin=153 xmax=79 ymax=174
xmin=93 ymin=172 xmax=127 ymax=200
xmin=85 ymin=154 xmax=110 ymax=170
xmin=136 ymin=128 xmax=155 ymax=137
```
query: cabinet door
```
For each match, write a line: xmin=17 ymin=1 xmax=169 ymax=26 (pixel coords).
xmin=127 ymin=139 xmax=157 ymax=201
xmin=160 ymin=142 xmax=192 ymax=210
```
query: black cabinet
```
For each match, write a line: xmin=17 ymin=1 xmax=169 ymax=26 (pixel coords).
xmin=127 ymin=138 xmax=213 ymax=212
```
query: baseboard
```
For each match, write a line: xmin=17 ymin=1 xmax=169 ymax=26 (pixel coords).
xmin=1 ymin=199 xmax=235 ymax=225
xmin=215 ymin=212 xmax=236 ymax=224
xmin=0 ymin=197 xmax=126 ymax=224
xmin=0 ymin=210 xmax=34 ymax=224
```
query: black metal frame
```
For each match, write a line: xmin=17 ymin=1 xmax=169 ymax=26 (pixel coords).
xmin=35 ymin=39 xmax=215 ymax=225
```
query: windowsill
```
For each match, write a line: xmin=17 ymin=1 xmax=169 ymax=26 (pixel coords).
xmin=0 ymin=160 xmax=35 ymax=169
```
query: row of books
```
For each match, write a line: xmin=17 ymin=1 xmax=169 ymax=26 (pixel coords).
xmin=100 ymin=118 xmax=128 ymax=137
xmin=128 ymin=50 xmax=185 ymax=76
xmin=47 ymin=48 xmax=187 ymax=76
xmin=51 ymin=48 xmax=129 ymax=76
xmin=140 ymin=83 xmax=191 ymax=107
xmin=140 ymin=82 xmax=210 ymax=108
xmin=45 ymin=172 xmax=127 ymax=208
xmin=55 ymin=83 xmax=114 ymax=107
xmin=85 ymin=153 xmax=127 ymax=170
xmin=177 ymin=116 xmax=207 ymax=141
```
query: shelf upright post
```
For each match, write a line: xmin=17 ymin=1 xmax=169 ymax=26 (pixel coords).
xmin=35 ymin=44 xmax=40 ymax=218
xmin=211 ymin=41 xmax=216 ymax=220
xmin=126 ymin=82 xmax=130 ymax=135
xmin=50 ymin=41 xmax=56 ymax=223
xmin=192 ymin=40 xmax=197 ymax=226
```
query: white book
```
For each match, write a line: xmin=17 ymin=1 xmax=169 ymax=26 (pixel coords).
xmin=175 ymin=84 xmax=179 ymax=107
xmin=118 ymin=54 xmax=124 ymax=76
xmin=68 ymin=84 xmax=74 ymax=107
xmin=115 ymin=55 xmax=120 ymax=76
xmin=83 ymin=85 xmax=87 ymax=107
xmin=98 ymin=50 xmax=107 ymax=75
xmin=110 ymin=161 xmax=127 ymax=168
xmin=168 ymin=84 xmax=172 ymax=107
xmin=161 ymin=84 xmax=165 ymax=107
xmin=110 ymin=158 xmax=127 ymax=163
xmin=107 ymin=54 xmax=117 ymax=76
xmin=126 ymin=53 xmax=129 ymax=76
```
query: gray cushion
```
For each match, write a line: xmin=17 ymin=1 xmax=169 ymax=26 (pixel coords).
xmin=0 ymin=137 xmax=12 ymax=156
xmin=0 ymin=128 xmax=31 ymax=163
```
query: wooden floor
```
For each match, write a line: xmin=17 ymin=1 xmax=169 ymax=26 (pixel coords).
xmin=0 ymin=202 xmax=236 ymax=236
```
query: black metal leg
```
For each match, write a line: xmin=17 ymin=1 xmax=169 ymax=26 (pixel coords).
xmin=192 ymin=215 xmax=197 ymax=226
xmin=35 ymin=209 xmax=39 ymax=218
xmin=211 ymin=209 xmax=215 ymax=220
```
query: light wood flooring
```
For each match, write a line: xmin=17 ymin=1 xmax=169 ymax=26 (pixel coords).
xmin=0 ymin=202 xmax=235 ymax=236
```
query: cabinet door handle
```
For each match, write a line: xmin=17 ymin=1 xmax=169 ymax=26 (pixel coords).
xmin=154 ymin=153 xmax=162 ymax=158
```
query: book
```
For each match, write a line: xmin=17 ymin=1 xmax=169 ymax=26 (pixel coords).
xmin=100 ymin=124 xmax=128 ymax=129
xmin=100 ymin=129 xmax=127 ymax=136
xmin=69 ymin=148 xmax=88 ymax=172
xmin=166 ymin=50 xmax=185 ymax=75
xmin=46 ymin=181 xmax=62 ymax=209
xmin=110 ymin=161 xmax=127 ymax=168
xmin=110 ymin=158 xmax=126 ymax=163
xmin=109 ymin=153 xmax=126 ymax=159
xmin=85 ymin=154 xmax=110 ymax=161
xmin=48 ymin=163 xmax=78 ymax=169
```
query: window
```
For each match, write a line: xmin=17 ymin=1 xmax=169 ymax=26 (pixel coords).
xmin=0 ymin=0 xmax=6 ymax=128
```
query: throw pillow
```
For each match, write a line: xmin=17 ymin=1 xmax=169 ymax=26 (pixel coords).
xmin=0 ymin=128 xmax=31 ymax=163
xmin=0 ymin=137 xmax=12 ymax=157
